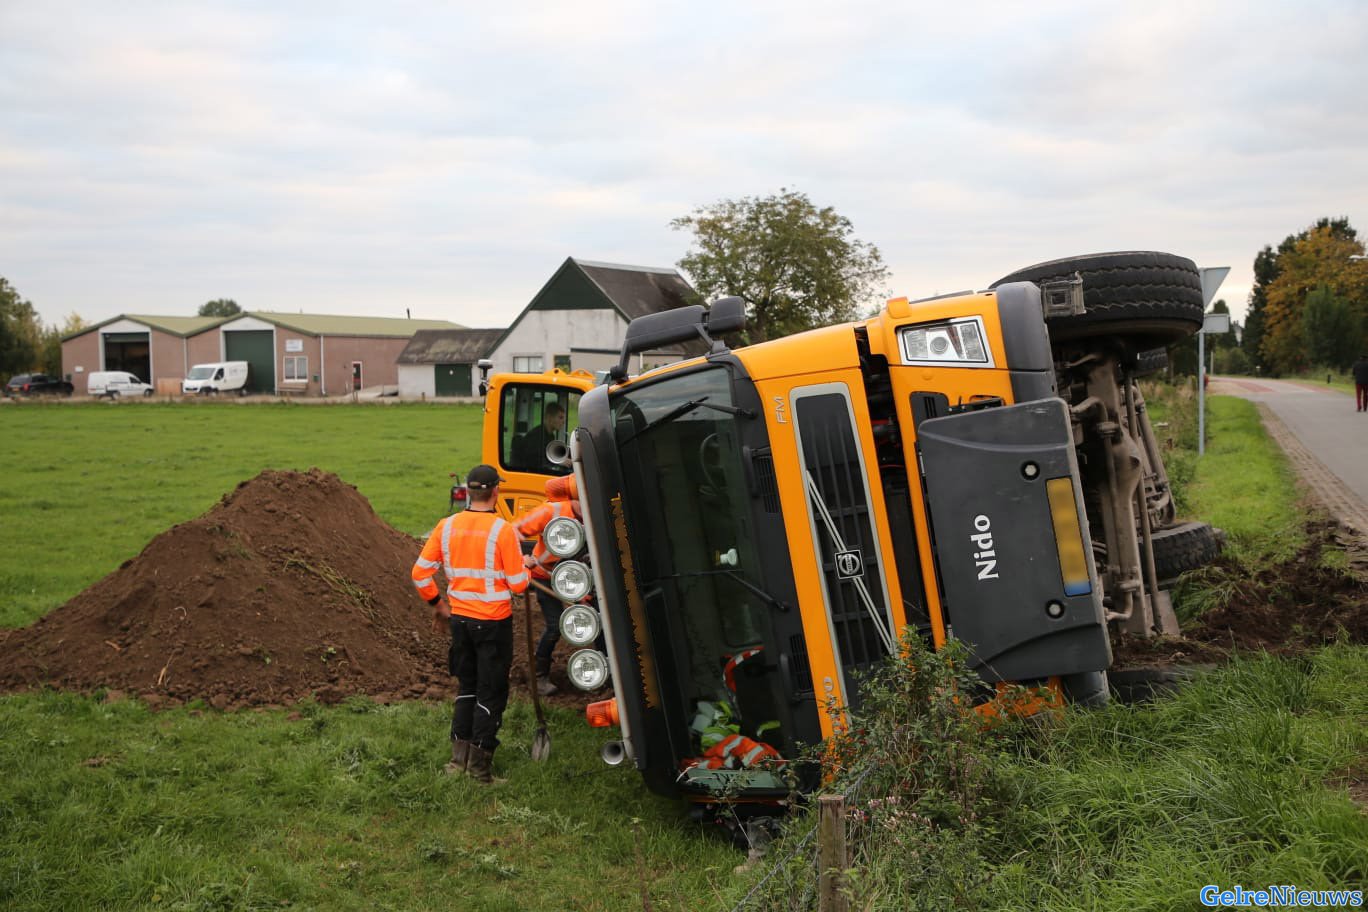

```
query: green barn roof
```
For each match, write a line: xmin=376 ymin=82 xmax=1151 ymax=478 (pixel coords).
xmin=247 ymin=312 xmax=461 ymax=337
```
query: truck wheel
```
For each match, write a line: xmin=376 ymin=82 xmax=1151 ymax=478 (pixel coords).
xmin=991 ymin=251 xmax=1205 ymax=348
xmin=1150 ymin=521 xmax=1223 ymax=583
xmin=1131 ymin=347 xmax=1169 ymax=378
xmin=143 ymin=389 xmax=153 ymax=398
xmin=1109 ymin=665 xmax=1214 ymax=704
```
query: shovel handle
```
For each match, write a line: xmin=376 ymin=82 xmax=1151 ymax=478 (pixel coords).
xmin=521 ymin=592 xmax=548 ymax=727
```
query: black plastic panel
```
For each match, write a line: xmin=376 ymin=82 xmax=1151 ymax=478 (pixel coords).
xmin=916 ymin=398 xmax=1111 ymax=682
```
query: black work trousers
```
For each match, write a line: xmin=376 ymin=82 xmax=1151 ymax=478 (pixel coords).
xmin=448 ymin=614 xmax=513 ymax=751
xmin=533 ymin=585 xmax=562 ymax=677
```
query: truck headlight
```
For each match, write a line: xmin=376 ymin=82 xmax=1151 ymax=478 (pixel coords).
xmin=899 ymin=316 xmax=993 ymax=367
xmin=544 ymin=516 xmax=586 ymax=558
xmin=559 ymin=604 xmax=600 ymax=646
xmin=568 ymin=648 xmax=610 ymax=691
xmin=551 ymin=560 xmax=593 ymax=601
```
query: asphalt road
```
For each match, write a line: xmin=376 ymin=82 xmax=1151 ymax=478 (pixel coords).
xmin=1211 ymin=376 xmax=1368 ymax=535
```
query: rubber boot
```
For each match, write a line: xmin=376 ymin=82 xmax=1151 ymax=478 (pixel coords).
xmin=536 ymin=675 xmax=559 ymax=697
xmin=466 ymin=745 xmax=504 ymax=785
xmin=444 ymin=738 xmax=470 ymax=776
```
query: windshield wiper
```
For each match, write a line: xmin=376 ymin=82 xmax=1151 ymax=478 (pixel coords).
xmin=621 ymin=396 xmax=756 ymax=445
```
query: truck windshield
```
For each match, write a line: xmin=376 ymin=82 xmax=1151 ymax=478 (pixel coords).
xmin=187 ymin=367 xmax=215 ymax=380
xmin=612 ymin=367 xmax=790 ymax=759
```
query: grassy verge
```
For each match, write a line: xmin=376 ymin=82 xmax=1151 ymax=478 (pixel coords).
xmin=989 ymin=645 xmax=1367 ymax=910
xmin=0 ymin=402 xmax=482 ymax=628
xmin=738 ymin=642 xmax=1368 ymax=911
xmin=1144 ymin=385 xmax=1305 ymax=565
xmin=0 ymin=694 xmax=737 ymax=911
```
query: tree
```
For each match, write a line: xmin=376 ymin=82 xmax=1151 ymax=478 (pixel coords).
xmin=0 ymin=276 xmax=43 ymax=381
xmin=1259 ymin=220 xmax=1368 ymax=374
xmin=40 ymin=312 xmax=87 ymax=376
xmin=1245 ymin=217 xmax=1365 ymax=375
xmin=1301 ymin=285 xmax=1363 ymax=371
xmin=198 ymin=298 xmax=241 ymax=317
xmin=1241 ymin=242 xmax=1283 ymax=373
xmin=671 ymin=189 xmax=889 ymax=343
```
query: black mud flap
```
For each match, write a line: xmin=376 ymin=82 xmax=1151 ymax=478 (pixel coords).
xmin=917 ymin=398 xmax=1111 ymax=682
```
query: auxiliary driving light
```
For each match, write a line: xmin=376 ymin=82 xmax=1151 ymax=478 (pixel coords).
xmin=551 ymin=560 xmax=594 ymax=601
xmin=568 ymin=649 xmax=610 ymax=691
xmin=559 ymin=604 xmax=601 ymax=646
xmin=543 ymin=516 xmax=586 ymax=558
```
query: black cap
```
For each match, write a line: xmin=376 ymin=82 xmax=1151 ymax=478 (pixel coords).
xmin=466 ymin=464 xmax=503 ymax=490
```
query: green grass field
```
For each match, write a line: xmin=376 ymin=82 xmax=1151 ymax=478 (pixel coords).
xmin=1 ymin=396 xmax=1364 ymax=911
xmin=0 ymin=400 xmax=739 ymax=911
xmin=0 ymin=401 xmax=484 ymax=628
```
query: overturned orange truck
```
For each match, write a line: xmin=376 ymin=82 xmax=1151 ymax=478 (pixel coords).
xmin=484 ymin=252 xmax=1219 ymax=810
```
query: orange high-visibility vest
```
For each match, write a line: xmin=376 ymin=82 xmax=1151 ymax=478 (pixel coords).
xmin=706 ymin=734 xmax=782 ymax=769
xmin=412 ymin=510 xmax=529 ymax=621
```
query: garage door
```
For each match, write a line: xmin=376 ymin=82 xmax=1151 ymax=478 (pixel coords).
xmin=434 ymin=363 xmax=471 ymax=397
xmin=103 ymin=332 xmax=150 ymax=381
xmin=224 ymin=330 xmax=275 ymax=394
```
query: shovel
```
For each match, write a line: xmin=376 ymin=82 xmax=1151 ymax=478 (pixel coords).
xmin=521 ymin=591 xmax=552 ymax=762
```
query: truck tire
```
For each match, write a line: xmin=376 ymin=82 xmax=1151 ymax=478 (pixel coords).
xmin=991 ymin=251 xmax=1205 ymax=348
xmin=1131 ymin=347 xmax=1169 ymax=378
xmin=1150 ymin=521 xmax=1222 ymax=582
xmin=1109 ymin=665 xmax=1214 ymax=704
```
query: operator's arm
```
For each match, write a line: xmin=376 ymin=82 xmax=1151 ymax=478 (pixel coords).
xmin=412 ymin=518 xmax=446 ymax=605
xmin=515 ymin=504 xmax=551 ymax=540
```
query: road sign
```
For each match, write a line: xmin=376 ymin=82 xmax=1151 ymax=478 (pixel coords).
xmin=1199 ymin=266 xmax=1230 ymax=307
xmin=1196 ymin=266 xmax=1230 ymax=458
xmin=1203 ymin=312 xmax=1231 ymax=334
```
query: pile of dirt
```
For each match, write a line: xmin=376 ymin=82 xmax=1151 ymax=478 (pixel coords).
xmin=0 ymin=469 xmax=592 ymax=711
xmin=1112 ymin=520 xmax=1368 ymax=668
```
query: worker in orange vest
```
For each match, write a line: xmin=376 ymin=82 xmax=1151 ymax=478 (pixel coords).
xmin=412 ymin=464 xmax=530 ymax=784
xmin=515 ymin=476 xmax=583 ymax=696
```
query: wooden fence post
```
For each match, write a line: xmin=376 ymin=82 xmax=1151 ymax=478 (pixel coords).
xmin=817 ymin=794 xmax=848 ymax=912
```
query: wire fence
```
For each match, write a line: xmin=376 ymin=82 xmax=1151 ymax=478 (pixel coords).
xmin=727 ymin=765 xmax=877 ymax=912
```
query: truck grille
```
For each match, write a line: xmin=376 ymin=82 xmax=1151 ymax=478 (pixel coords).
xmin=794 ymin=388 xmax=894 ymax=708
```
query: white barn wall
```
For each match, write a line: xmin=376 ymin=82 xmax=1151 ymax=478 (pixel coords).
xmin=398 ymin=364 xmax=436 ymax=399
xmin=488 ymin=309 xmax=624 ymax=374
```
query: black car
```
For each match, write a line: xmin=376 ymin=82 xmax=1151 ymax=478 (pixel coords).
xmin=4 ymin=373 xmax=75 ymax=397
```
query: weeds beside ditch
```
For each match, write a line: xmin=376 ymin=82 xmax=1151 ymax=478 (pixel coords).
xmin=734 ymin=637 xmax=1367 ymax=912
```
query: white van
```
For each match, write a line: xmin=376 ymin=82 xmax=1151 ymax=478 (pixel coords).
xmin=182 ymin=362 xmax=250 ymax=395
xmin=87 ymin=371 xmax=154 ymax=399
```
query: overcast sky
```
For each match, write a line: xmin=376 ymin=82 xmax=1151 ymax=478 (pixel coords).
xmin=3 ymin=1 xmax=1366 ymax=330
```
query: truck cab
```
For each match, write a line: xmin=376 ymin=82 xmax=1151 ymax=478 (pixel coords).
xmin=555 ymin=288 xmax=1113 ymax=805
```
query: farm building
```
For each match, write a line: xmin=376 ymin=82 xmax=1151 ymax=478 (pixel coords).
xmin=209 ymin=313 xmax=459 ymax=396
xmin=396 ymin=329 xmax=504 ymax=399
xmin=61 ymin=315 xmax=228 ymax=392
xmin=486 ymin=258 xmax=707 ymax=376
xmin=62 ymin=312 xmax=460 ymax=396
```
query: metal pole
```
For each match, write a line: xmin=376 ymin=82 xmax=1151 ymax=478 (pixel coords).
xmin=1198 ymin=329 xmax=1206 ymax=456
